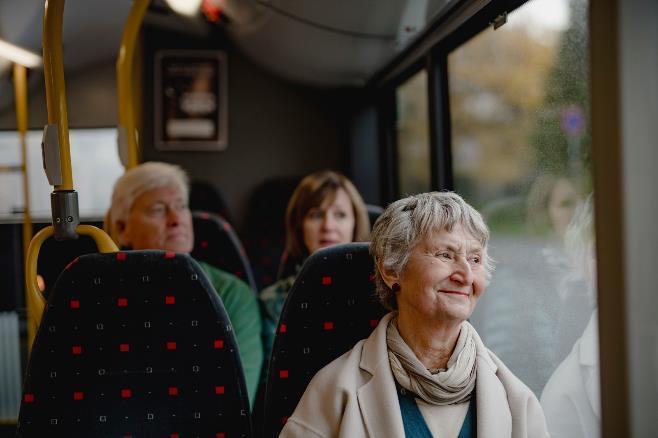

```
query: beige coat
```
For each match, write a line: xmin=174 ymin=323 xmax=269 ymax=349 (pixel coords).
xmin=280 ymin=313 xmax=549 ymax=438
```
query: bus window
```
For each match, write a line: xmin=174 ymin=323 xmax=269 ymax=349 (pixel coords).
xmin=448 ymin=0 xmax=597 ymax=435
xmin=0 ymin=128 xmax=123 ymax=220
xmin=396 ymin=69 xmax=430 ymax=196
xmin=0 ymin=140 xmax=22 ymax=219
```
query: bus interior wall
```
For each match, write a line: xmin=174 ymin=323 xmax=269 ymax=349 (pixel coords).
xmin=140 ymin=25 xmax=358 ymax=231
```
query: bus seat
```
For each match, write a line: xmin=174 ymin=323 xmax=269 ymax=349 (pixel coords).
xmin=275 ymin=249 xmax=299 ymax=283
xmin=17 ymin=250 xmax=252 ymax=437
xmin=36 ymin=224 xmax=101 ymax=300
xmin=190 ymin=181 xmax=233 ymax=225
xmin=191 ymin=211 xmax=258 ymax=293
xmin=262 ymin=242 xmax=387 ymax=438
xmin=243 ymin=177 xmax=300 ymax=290
xmin=366 ymin=203 xmax=384 ymax=226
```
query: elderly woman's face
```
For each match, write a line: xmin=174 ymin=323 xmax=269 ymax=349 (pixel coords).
xmin=395 ymin=224 xmax=487 ymax=324
xmin=118 ymin=185 xmax=194 ymax=253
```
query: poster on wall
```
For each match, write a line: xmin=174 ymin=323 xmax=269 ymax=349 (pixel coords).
xmin=154 ymin=50 xmax=228 ymax=151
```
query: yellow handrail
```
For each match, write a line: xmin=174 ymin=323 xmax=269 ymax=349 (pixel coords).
xmin=42 ymin=0 xmax=73 ymax=190
xmin=25 ymin=225 xmax=118 ymax=350
xmin=25 ymin=0 xmax=122 ymax=353
xmin=117 ymin=0 xmax=149 ymax=169
xmin=13 ymin=63 xmax=32 ymax=261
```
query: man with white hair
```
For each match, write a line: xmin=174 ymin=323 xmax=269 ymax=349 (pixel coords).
xmin=107 ymin=161 xmax=263 ymax=408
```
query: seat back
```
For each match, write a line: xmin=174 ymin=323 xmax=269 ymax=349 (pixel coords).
xmin=191 ymin=211 xmax=258 ymax=293
xmin=242 ymin=177 xmax=300 ymax=290
xmin=366 ymin=203 xmax=384 ymax=226
xmin=275 ymin=249 xmax=301 ymax=282
xmin=35 ymin=222 xmax=103 ymax=299
xmin=189 ymin=181 xmax=233 ymax=225
xmin=17 ymin=250 xmax=252 ymax=437
xmin=262 ymin=243 xmax=388 ymax=437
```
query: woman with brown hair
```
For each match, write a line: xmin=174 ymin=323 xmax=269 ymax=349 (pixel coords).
xmin=259 ymin=170 xmax=370 ymax=356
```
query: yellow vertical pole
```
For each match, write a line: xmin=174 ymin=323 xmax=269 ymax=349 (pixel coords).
xmin=117 ymin=0 xmax=149 ymax=169
xmin=42 ymin=0 xmax=73 ymax=190
xmin=13 ymin=63 xmax=35 ymax=347
xmin=12 ymin=64 xmax=31 ymax=259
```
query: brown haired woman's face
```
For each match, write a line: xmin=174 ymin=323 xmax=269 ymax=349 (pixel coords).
xmin=302 ymin=188 xmax=355 ymax=254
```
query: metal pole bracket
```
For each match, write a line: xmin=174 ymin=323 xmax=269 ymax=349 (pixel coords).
xmin=51 ymin=190 xmax=80 ymax=240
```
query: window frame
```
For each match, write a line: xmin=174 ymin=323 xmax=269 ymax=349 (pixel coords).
xmin=369 ymin=0 xmax=529 ymax=202
xmin=367 ymin=0 xmax=631 ymax=435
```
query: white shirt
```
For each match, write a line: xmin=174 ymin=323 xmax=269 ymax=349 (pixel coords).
xmin=417 ymin=399 xmax=470 ymax=438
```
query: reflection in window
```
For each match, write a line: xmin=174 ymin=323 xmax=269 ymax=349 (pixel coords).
xmin=396 ymin=69 xmax=430 ymax=196
xmin=448 ymin=0 xmax=598 ymax=436
xmin=0 ymin=129 xmax=124 ymax=220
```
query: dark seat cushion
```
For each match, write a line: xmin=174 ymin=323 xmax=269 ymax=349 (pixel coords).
xmin=242 ymin=177 xmax=301 ymax=290
xmin=192 ymin=211 xmax=258 ymax=293
xmin=17 ymin=250 xmax=252 ymax=437
xmin=263 ymin=243 xmax=388 ymax=437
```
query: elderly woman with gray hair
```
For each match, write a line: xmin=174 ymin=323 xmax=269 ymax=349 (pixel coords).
xmin=280 ymin=192 xmax=549 ymax=438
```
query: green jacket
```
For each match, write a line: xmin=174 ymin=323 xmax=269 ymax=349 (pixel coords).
xmin=259 ymin=274 xmax=297 ymax=360
xmin=198 ymin=261 xmax=263 ymax=408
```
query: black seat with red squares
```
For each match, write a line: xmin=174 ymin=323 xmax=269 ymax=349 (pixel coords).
xmin=17 ymin=250 xmax=252 ymax=438
xmin=191 ymin=211 xmax=258 ymax=293
xmin=262 ymin=242 xmax=388 ymax=438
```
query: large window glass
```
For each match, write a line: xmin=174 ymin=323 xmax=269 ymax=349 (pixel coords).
xmin=0 ymin=129 xmax=124 ymax=220
xmin=396 ymin=69 xmax=430 ymax=196
xmin=448 ymin=0 xmax=597 ymax=435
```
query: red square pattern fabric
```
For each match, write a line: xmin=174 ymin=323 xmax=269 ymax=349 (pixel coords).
xmin=17 ymin=251 xmax=252 ymax=437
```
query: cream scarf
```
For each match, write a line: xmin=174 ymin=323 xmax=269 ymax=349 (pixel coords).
xmin=387 ymin=317 xmax=477 ymax=405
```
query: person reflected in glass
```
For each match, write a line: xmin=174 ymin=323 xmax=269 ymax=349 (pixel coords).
xmin=105 ymin=161 xmax=263 ymax=408
xmin=259 ymin=170 xmax=370 ymax=358
xmin=541 ymin=196 xmax=600 ymax=438
xmin=280 ymin=192 xmax=549 ymax=437
xmin=527 ymin=172 xmax=582 ymax=241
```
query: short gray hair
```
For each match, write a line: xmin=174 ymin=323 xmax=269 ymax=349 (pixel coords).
xmin=107 ymin=162 xmax=189 ymax=244
xmin=370 ymin=191 xmax=494 ymax=310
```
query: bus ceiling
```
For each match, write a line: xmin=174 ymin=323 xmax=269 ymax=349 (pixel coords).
xmin=0 ymin=0 xmax=454 ymax=88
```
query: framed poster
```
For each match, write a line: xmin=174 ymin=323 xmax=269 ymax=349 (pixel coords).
xmin=154 ymin=50 xmax=228 ymax=151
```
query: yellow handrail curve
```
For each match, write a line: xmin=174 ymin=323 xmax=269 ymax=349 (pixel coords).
xmin=43 ymin=0 xmax=73 ymax=190
xmin=25 ymin=225 xmax=119 ymax=351
xmin=117 ymin=0 xmax=149 ymax=169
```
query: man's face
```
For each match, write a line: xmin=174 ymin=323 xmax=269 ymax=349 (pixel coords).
xmin=117 ymin=185 xmax=194 ymax=253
